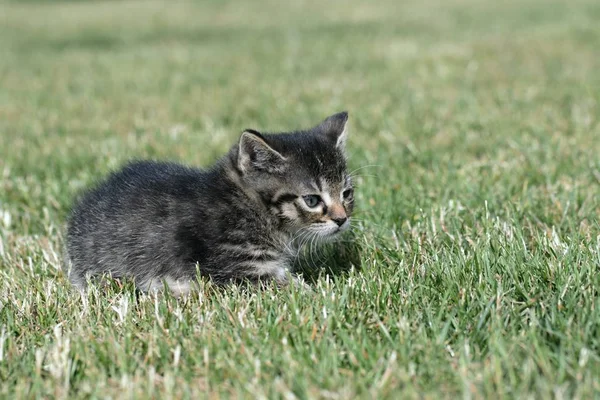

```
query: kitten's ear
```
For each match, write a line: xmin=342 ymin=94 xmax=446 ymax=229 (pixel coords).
xmin=317 ymin=111 xmax=349 ymax=150
xmin=237 ymin=130 xmax=286 ymax=173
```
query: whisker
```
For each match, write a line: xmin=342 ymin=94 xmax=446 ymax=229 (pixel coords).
xmin=349 ymin=173 xmax=379 ymax=179
xmin=348 ymin=164 xmax=382 ymax=176
xmin=308 ymin=232 xmax=318 ymax=269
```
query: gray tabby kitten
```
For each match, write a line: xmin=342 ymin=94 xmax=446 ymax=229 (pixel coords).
xmin=65 ymin=112 xmax=354 ymax=295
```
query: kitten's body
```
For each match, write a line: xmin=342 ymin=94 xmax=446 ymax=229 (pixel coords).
xmin=66 ymin=112 xmax=354 ymax=294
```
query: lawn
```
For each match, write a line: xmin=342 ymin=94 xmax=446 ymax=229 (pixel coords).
xmin=1 ymin=0 xmax=599 ymax=398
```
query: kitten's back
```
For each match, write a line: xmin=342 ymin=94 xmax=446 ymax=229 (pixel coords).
xmin=66 ymin=161 xmax=213 ymax=288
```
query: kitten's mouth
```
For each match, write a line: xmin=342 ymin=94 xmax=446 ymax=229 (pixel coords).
xmin=300 ymin=219 xmax=350 ymax=243
xmin=332 ymin=219 xmax=350 ymax=234
xmin=339 ymin=219 xmax=351 ymax=231
xmin=317 ymin=219 xmax=350 ymax=238
xmin=331 ymin=227 xmax=347 ymax=236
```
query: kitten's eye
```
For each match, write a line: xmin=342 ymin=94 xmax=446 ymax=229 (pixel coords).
xmin=343 ymin=189 xmax=354 ymax=199
xmin=302 ymin=195 xmax=321 ymax=208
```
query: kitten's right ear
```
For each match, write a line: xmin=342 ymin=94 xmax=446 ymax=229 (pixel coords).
xmin=237 ymin=130 xmax=286 ymax=173
xmin=317 ymin=111 xmax=349 ymax=150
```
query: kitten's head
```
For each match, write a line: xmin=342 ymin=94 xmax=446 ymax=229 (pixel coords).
xmin=235 ymin=112 xmax=354 ymax=240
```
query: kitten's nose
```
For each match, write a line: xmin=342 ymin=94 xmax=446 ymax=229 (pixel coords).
xmin=329 ymin=204 xmax=347 ymax=227
xmin=332 ymin=217 xmax=347 ymax=227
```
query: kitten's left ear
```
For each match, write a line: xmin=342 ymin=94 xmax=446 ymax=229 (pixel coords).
xmin=317 ymin=111 xmax=349 ymax=150
xmin=237 ymin=129 xmax=286 ymax=174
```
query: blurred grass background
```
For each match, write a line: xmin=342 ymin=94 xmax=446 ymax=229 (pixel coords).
xmin=1 ymin=0 xmax=599 ymax=398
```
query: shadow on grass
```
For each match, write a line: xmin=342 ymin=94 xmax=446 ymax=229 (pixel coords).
xmin=292 ymin=231 xmax=363 ymax=284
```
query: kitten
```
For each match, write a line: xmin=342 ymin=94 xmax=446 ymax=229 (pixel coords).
xmin=65 ymin=112 xmax=354 ymax=295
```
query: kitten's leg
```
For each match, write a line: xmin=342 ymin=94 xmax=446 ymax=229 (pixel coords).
xmin=272 ymin=269 xmax=312 ymax=292
xmin=63 ymin=255 xmax=87 ymax=290
xmin=249 ymin=261 xmax=296 ymax=288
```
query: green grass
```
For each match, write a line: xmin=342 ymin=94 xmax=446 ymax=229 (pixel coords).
xmin=1 ymin=0 xmax=600 ymax=398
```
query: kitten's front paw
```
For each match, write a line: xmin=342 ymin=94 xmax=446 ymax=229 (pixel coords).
xmin=273 ymin=271 xmax=313 ymax=292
